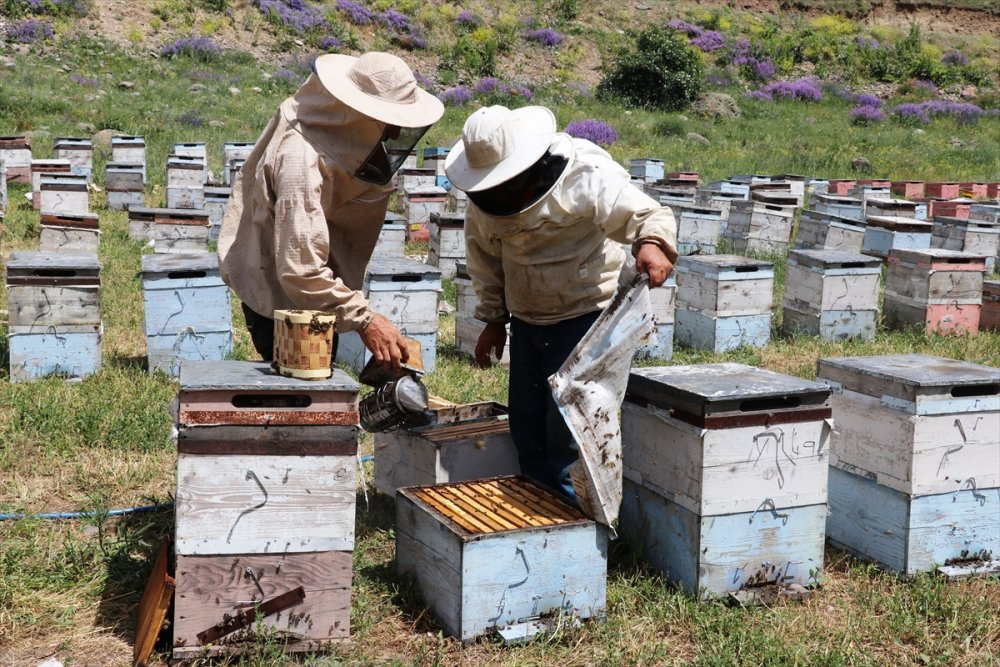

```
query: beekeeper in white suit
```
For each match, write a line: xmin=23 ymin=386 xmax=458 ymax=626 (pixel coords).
xmin=219 ymin=52 xmax=444 ymax=371
xmin=444 ymin=105 xmax=678 ymax=499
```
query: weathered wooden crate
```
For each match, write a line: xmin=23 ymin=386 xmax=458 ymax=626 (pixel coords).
xmin=724 ymin=200 xmax=795 ymax=254
xmin=404 ymin=186 xmax=447 ymax=241
xmin=925 ymin=182 xmax=960 ymax=199
xmin=862 ymin=215 xmax=932 ymax=258
xmin=448 ymin=187 xmax=469 ymax=215
xmin=891 ymin=181 xmax=925 ymax=199
xmin=203 ymin=186 xmax=231 ymax=242
xmin=141 ymin=253 xmax=232 ymax=377
xmin=981 ymin=280 xmax=1000 ymax=332
xmin=620 ymin=364 xmax=831 ymax=597
xmin=105 ymin=162 xmax=146 ymax=210
xmin=931 ymin=216 xmax=999 ymax=273
xmin=453 ymin=263 xmax=511 ymax=365
xmin=806 ymin=178 xmax=829 ymax=195
xmin=7 ymin=251 xmax=102 ymax=382
xmin=812 ymin=194 xmax=864 ymax=222
xmin=629 ymin=158 xmax=664 ymax=183
xmin=958 ymin=182 xmax=988 ymax=199
xmin=635 ymin=275 xmax=676 ymax=360
xmin=704 ymin=180 xmax=751 ymax=198
xmin=654 ymin=188 xmax=696 ymax=213
xmin=850 ymin=185 xmax=891 ymax=208
xmin=396 ymin=476 xmax=607 ymax=642
xmin=31 ymin=159 xmax=72 ymax=208
xmin=750 ymin=186 xmax=801 ymax=209
xmin=153 ymin=216 xmax=210 ymax=253
xmin=53 ymin=137 xmax=93 ymax=179
xmin=399 ymin=167 xmax=436 ymax=193
xmin=883 ymin=249 xmax=985 ymax=334
xmin=374 ymin=402 xmax=519 ymax=496
xmin=336 ymin=257 xmax=441 ymax=373
xmin=969 ymin=204 xmax=1000 ymax=223
xmin=772 ymin=174 xmax=807 ymax=195
xmin=781 ymin=250 xmax=881 ymax=340
xmin=222 ymin=142 xmax=254 ymax=185
xmin=794 ymin=209 xmax=867 ymax=252
xmin=1 ymin=163 xmax=8 ymax=214
xmin=39 ymin=174 xmax=89 ymax=214
xmin=857 ymin=179 xmax=892 ymax=188
xmin=665 ymin=172 xmax=700 ymax=188
xmin=166 ymin=185 xmax=206 ymax=210
xmin=0 ymin=135 xmax=32 ymax=182
xmin=372 ymin=211 xmax=406 ymax=259
xmin=674 ymin=255 xmax=773 ymax=352
xmin=128 ymin=207 xmax=210 ymax=242
xmin=111 ymin=135 xmax=146 ymax=174
xmin=167 ymin=155 xmax=207 ymax=188
xmin=817 ymin=354 xmax=1000 ymax=576
xmin=39 ymin=212 xmax=101 ymax=252
xmin=422 ymin=146 xmax=450 ymax=178
xmin=694 ymin=189 xmax=745 ymax=227
xmin=428 ymin=212 xmax=465 ymax=278
xmin=987 ymin=183 xmax=1000 ymax=199
xmin=866 ymin=197 xmax=918 ymax=219
xmin=674 ymin=205 xmax=724 ymax=255
xmin=827 ymin=179 xmax=856 ymax=196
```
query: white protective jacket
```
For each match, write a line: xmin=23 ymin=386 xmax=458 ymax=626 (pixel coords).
xmin=464 ymin=134 xmax=678 ymax=325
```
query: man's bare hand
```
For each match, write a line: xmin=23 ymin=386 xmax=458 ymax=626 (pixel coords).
xmin=474 ymin=321 xmax=507 ymax=368
xmin=358 ymin=313 xmax=410 ymax=372
xmin=636 ymin=242 xmax=674 ymax=288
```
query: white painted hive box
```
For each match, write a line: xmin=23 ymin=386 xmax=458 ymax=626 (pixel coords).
xmin=862 ymin=215 xmax=933 ymax=258
xmin=674 ymin=205 xmax=724 ymax=255
xmin=931 ymin=216 xmax=999 ymax=273
xmin=781 ymin=249 xmax=881 ymax=340
xmin=39 ymin=174 xmax=89 ymax=215
xmin=39 ymin=212 xmax=100 ymax=252
xmin=794 ymin=209 xmax=866 ymax=253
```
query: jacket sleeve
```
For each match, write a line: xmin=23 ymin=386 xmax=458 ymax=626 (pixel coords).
xmin=270 ymin=145 xmax=372 ymax=331
xmin=464 ymin=207 xmax=509 ymax=324
xmin=599 ymin=180 xmax=679 ymax=260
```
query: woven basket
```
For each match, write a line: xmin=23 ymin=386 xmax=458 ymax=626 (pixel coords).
xmin=272 ymin=309 xmax=336 ymax=380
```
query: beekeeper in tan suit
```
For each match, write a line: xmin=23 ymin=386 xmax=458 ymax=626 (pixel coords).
xmin=444 ymin=105 xmax=678 ymax=499
xmin=219 ymin=52 xmax=444 ymax=370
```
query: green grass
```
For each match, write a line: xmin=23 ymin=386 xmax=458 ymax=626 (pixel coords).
xmin=1 ymin=14 xmax=1000 ymax=667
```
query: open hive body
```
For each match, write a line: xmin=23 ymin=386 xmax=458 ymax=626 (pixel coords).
xmin=817 ymin=355 xmax=1000 ymax=578
xmin=620 ymin=364 xmax=832 ymax=598
xmin=172 ymin=360 xmax=360 ymax=658
xmin=396 ymin=476 xmax=607 ymax=642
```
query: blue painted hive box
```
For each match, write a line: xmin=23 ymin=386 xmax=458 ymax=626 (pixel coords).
xmin=812 ymin=194 xmax=864 ymax=222
xmin=141 ymin=253 xmax=232 ymax=377
xmin=674 ymin=205 xmax=724 ymax=255
xmin=396 ymin=475 xmax=607 ymax=642
xmin=674 ymin=255 xmax=774 ymax=352
xmin=7 ymin=251 xmax=102 ymax=383
xmin=862 ymin=215 xmax=932 ymax=259
xmin=620 ymin=364 xmax=832 ymax=598
xmin=781 ymin=250 xmax=881 ymax=341
xmin=817 ymin=354 xmax=1000 ymax=577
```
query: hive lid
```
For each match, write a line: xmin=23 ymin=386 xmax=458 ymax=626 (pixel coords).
xmin=865 ymin=215 xmax=933 ymax=232
xmin=675 ymin=254 xmax=774 ymax=274
xmin=867 ymin=197 xmax=916 ymax=209
xmin=800 ymin=209 xmax=866 ymax=227
xmin=204 ymin=186 xmax=231 ymax=197
xmin=141 ymin=252 xmax=219 ymax=274
xmin=626 ymin=363 xmax=831 ymax=426
xmin=787 ymin=249 xmax=882 ymax=270
xmin=40 ymin=212 xmax=100 ymax=229
xmin=366 ymin=256 xmax=442 ymax=279
xmin=7 ymin=250 xmax=100 ymax=274
xmin=384 ymin=211 xmax=405 ymax=223
xmin=179 ymin=360 xmax=358 ymax=392
xmin=429 ymin=211 xmax=465 ymax=226
xmin=400 ymin=476 xmax=589 ymax=538
xmin=887 ymin=248 xmax=987 ymax=265
xmin=815 ymin=194 xmax=862 ymax=205
xmin=933 ymin=215 xmax=999 ymax=229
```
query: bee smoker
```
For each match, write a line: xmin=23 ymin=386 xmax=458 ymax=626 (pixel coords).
xmin=359 ymin=374 xmax=430 ymax=432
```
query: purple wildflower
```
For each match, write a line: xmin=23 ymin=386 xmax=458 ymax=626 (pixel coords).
xmin=891 ymin=102 xmax=931 ymax=124
xmin=272 ymin=67 xmax=304 ymax=84
xmin=914 ymin=79 xmax=938 ymax=94
xmin=565 ymin=119 xmax=618 ymax=147
xmin=176 ymin=111 xmax=204 ymax=127
xmin=257 ymin=0 xmax=329 ymax=33
xmin=318 ymin=35 xmax=341 ymax=50
xmin=855 ymin=36 xmax=880 ymax=50
xmin=337 ymin=0 xmax=373 ymax=25
xmin=524 ymin=28 xmax=565 ymax=47
xmin=849 ymin=105 xmax=885 ymax=124
xmin=891 ymin=100 xmax=983 ymax=125
xmin=751 ymin=78 xmax=823 ymax=102
xmin=455 ymin=10 xmax=480 ymax=27
xmin=752 ymin=59 xmax=776 ymax=81
xmin=438 ymin=86 xmax=473 ymax=106
xmin=726 ymin=39 xmax=777 ymax=82
xmin=20 ymin=0 xmax=89 ymax=17
xmin=746 ymin=90 xmax=773 ymax=101
xmin=70 ymin=74 xmax=99 ymax=87
xmin=501 ymin=83 xmax=533 ymax=101
xmin=379 ymin=9 xmax=411 ymax=32
xmin=942 ymin=49 xmax=968 ymax=66
xmin=473 ymin=77 xmax=501 ymax=95
xmin=413 ymin=70 xmax=433 ymax=88
xmin=5 ymin=19 xmax=54 ymax=43
xmin=855 ymin=93 xmax=882 ymax=108
xmin=666 ymin=19 xmax=703 ymax=38
xmin=690 ymin=31 xmax=724 ymax=53
xmin=160 ymin=36 xmax=221 ymax=59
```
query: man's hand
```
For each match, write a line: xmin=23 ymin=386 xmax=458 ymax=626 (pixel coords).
xmin=636 ymin=242 xmax=674 ymax=288
xmin=358 ymin=313 xmax=410 ymax=372
xmin=474 ymin=321 xmax=507 ymax=368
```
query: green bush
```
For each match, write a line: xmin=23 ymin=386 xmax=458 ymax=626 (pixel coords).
xmin=653 ymin=116 xmax=686 ymax=137
xmin=0 ymin=0 xmax=92 ymax=18
xmin=598 ymin=27 xmax=705 ymax=111
xmin=440 ymin=33 xmax=498 ymax=79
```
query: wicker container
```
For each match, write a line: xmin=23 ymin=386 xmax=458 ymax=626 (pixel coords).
xmin=273 ymin=309 xmax=336 ymax=379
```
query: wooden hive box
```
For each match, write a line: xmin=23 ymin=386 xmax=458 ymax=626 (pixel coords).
xmin=891 ymin=181 xmax=925 ymax=199
xmin=629 ymin=158 xmax=665 ymax=183
xmin=167 ymin=155 xmax=207 ymax=188
xmin=674 ymin=255 xmax=774 ymax=352
xmin=635 ymin=274 xmax=676 ymax=360
xmin=141 ymin=253 xmax=232 ymax=377
xmin=396 ymin=476 xmax=607 ymax=642
xmin=862 ymin=215 xmax=932 ymax=258
xmin=620 ymin=364 xmax=832 ymax=597
xmin=655 ymin=188 xmax=696 ymax=213
xmin=203 ymin=186 xmax=231 ymax=242
xmin=925 ymin=182 xmax=960 ymax=199
xmin=674 ymin=205 xmax=724 ymax=255
xmin=448 ymin=187 xmax=469 ymax=215
xmin=427 ymin=212 xmax=466 ymax=278
xmin=969 ymin=204 xmax=1000 ymax=223
xmin=781 ymin=250 xmax=881 ymax=340
xmin=816 ymin=354 xmax=1000 ymax=577
xmin=39 ymin=212 xmax=100 ymax=252
xmin=794 ymin=209 xmax=866 ymax=252
xmin=39 ymin=174 xmax=89 ymax=215
xmin=987 ymin=183 xmax=1000 ymax=199
xmin=724 ymin=200 xmax=795 ymax=254
xmin=0 ymin=135 xmax=32 ymax=181
xmin=171 ymin=142 xmax=207 ymax=162
xmin=812 ymin=194 xmax=864 ymax=222
xmin=453 ymin=263 xmax=511 ymax=365
xmin=750 ymin=186 xmax=801 ymax=209
xmin=398 ymin=167 xmax=436 ymax=193
xmin=374 ymin=401 xmax=519 ymax=497
xmin=6 ymin=251 xmax=102 ymax=382
xmin=53 ymin=136 xmax=93 ymax=179
xmin=336 ymin=257 xmax=441 ymax=373
xmin=226 ymin=158 xmax=245 ymax=183
xmin=422 ymin=146 xmax=450 ymax=180
xmin=222 ymin=142 xmax=254 ymax=185
xmin=959 ymin=182 xmax=988 ymax=199
xmin=931 ymin=216 xmax=999 ymax=273
xmin=827 ymin=179 xmax=856 ymax=195
xmin=981 ymin=280 xmax=1000 ymax=332
xmin=848 ymin=185 xmax=891 ymax=210
xmin=152 ymin=209 xmax=211 ymax=254
xmin=694 ymin=189 xmax=745 ymax=227
xmin=403 ymin=186 xmax=448 ymax=234
xmin=857 ymin=178 xmax=891 ymax=188
xmin=31 ymin=159 xmax=72 ymax=209
xmin=111 ymin=135 xmax=147 ymax=179
xmin=1 ymin=162 xmax=7 ymax=214
xmin=128 ymin=207 xmax=209 ymax=243
xmin=173 ymin=360 xmax=359 ymax=658
xmin=373 ymin=211 xmax=406 ymax=259
xmin=165 ymin=185 xmax=206 ymax=212
xmin=883 ymin=249 xmax=985 ymax=335
xmin=866 ymin=197 xmax=918 ymax=219
xmin=105 ymin=162 xmax=146 ymax=210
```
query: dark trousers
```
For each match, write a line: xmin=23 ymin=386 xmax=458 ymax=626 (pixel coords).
xmin=242 ymin=303 xmax=275 ymax=361
xmin=508 ymin=311 xmax=601 ymax=500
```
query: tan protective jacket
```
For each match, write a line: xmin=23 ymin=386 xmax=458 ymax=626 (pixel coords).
xmin=464 ymin=134 xmax=677 ymax=325
xmin=218 ymin=74 xmax=393 ymax=332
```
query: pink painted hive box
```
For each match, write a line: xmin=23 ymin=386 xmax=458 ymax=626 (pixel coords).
xmin=883 ymin=249 xmax=986 ymax=335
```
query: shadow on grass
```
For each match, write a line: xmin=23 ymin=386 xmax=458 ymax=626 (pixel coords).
xmin=105 ymin=350 xmax=149 ymax=373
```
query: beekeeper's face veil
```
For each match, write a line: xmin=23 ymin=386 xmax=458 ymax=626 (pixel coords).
xmin=315 ymin=53 xmax=444 ymax=185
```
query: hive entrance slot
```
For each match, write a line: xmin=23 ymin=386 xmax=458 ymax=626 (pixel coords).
xmin=739 ymin=396 xmax=801 ymax=412
xmin=951 ymin=384 xmax=999 ymax=398
xmin=231 ymin=394 xmax=312 ymax=408
xmin=391 ymin=275 xmax=421 ymax=282
xmin=34 ymin=269 xmax=76 ymax=277
xmin=734 ymin=266 xmax=760 ymax=273
xmin=167 ymin=271 xmax=206 ymax=279
xmin=840 ymin=262 xmax=866 ymax=269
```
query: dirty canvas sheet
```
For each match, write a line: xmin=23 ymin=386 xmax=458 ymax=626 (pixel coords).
xmin=548 ymin=267 xmax=654 ymax=533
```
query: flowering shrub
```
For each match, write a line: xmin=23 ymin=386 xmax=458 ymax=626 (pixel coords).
xmin=337 ymin=0 xmax=372 ymax=26
xmin=849 ymin=105 xmax=885 ymax=125
xmin=501 ymin=83 xmax=533 ymax=101
xmin=176 ymin=111 xmax=204 ymax=127
xmin=599 ymin=27 xmax=705 ymax=111
xmin=855 ymin=93 xmax=882 ymax=108
xmin=257 ymin=0 xmax=329 ymax=33
xmin=749 ymin=78 xmax=822 ymax=102
xmin=160 ymin=36 xmax=221 ymax=61
xmin=5 ymin=18 xmax=53 ymax=43
xmin=942 ymin=50 xmax=968 ymax=66
xmin=473 ymin=77 xmax=501 ymax=95
xmin=379 ymin=9 xmax=410 ymax=32
xmin=318 ymin=35 xmax=341 ymax=51
xmin=855 ymin=36 xmax=880 ymax=50
xmin=690 ymin=31 xmax=724 ymax=53
xmin=524 ymin=28 xmax=565 ymax=47
xmin=4 ymin=0 xmax=90 ymax=18
xmin=565 ymin=119 xmax=618 ymax=147
xmin=272 ymin=54 xmax=317 ymax=87
xmin=890 ymin=100 xmax=983 ymax=125
xmin=725 ymin=39 xmax=777 ymax=82
xmin=914 ymin=79 xmax=938 ymax=94
xmin=438 ymin=86 xmax=473 ymax=106
xmin=666 ymin=19 xmax=702 ymax=37
xmin=455 ymin=10 xmax=480 ymax=28
xmin=69 ymin=73 xmax=99 ymax=87
xmin=412 ymin=70 xmax=433 ymax=88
